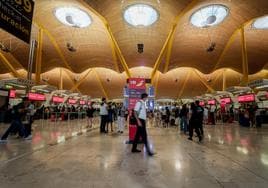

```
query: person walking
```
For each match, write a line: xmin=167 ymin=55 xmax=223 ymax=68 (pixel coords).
xmin=107 ymin=104 xmax=114 ymax=132
xmin=180 ymin=104 xmax=189 ymax=134
xmin=132 ymin=93 xmax=154 ymax=156
xmin=86 ymin=103 xmax=95 ymax=128
xmin=195 ymin=100 xmax=204 ymax=136
xmin=117 ymin=104 xmax=126 ymax=134
xmin=99 ymin=98 xmax=108 ymax=133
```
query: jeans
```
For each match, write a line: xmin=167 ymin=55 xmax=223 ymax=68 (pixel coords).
xmin=1 ymin=119 xmax=26 ymax=140
xmin=180 ymin=116 xmax=188 ymax=133
xmin=100 ymin=115 xmax=108 ymax=133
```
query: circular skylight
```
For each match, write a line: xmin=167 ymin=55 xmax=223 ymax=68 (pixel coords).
xmin=54 ymin=7 xmax=92 ymax=28
xmin=123 ymin=4 xmax=159 ymax=27
xmin=190 ymin=4 xmax=229 ymax=28
xmin=252 ymin=16 xmax=268 ymax=29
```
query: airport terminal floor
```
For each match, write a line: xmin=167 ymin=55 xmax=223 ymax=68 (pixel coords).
xmin=1 ymin=121 xmax=268 ymax=188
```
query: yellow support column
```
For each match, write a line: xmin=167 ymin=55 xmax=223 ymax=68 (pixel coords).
xmin=35 ymin=28 xmax=44 ymax=84
xmin=93 ymin=69 xmax=109 ymax=99
xmin=0 ymin=51 xmax=20 ymax=77
xmin=222 ymin=69 xmax=227 ymax=91
xmin=70 ymin=69 xmax=92 ymax=92
xmin=59 ymin=68 xmax=63 ymax=90
xmin=240 ymin=27 xmax=249 ymax=86
xmin=193 ymin=69 xmax=215 ymax=93
xmin=177 ymin=70 xmax=191 ymax=99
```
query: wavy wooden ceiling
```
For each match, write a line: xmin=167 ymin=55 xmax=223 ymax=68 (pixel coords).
xmin=0 ymin=0 xmax=268 ymax=99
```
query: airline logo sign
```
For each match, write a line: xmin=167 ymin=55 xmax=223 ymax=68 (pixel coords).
xmin=129 ymin=78 xmax=146 ymax=89
xmin=0 ymin=0 xmax=35 ymax=43
xmin=52 ymin=96 xmax=64 ymax=103
xmin=28 ymin=93 xmax=46 ymax=101
xmin=68 ymin=99 xmax=77 ymax=104
xmin=238 ymin=94 xmax=255 ymax=103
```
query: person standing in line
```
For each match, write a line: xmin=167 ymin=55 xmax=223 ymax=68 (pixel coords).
xmin=188 ymin=102 xmax=202 ymax=142
xmin=117 ymin=104 xmax=126 ymax=134
xmin=210 ymin=105 xmax=216 ymax=125
xmin=99 ymin=98 xmax=108 ymax=133
xmin=132 ymin=93 xmax=154 ymax=156
xmin=86 ymin=103 xmax=95 ymax=128
xmin=180 ymin=104 xmax=189 ymax=134
xmin=107 ymin=104 xmax=114 ymax=132
xmin=195 ymin=100 xmax=204 ymax=137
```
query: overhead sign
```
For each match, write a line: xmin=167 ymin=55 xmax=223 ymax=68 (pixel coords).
xmin=28 ymin=93 xmax=46 ymax=101
xmin=128 ymin=78 xmax=146 ymax=89
xmin=9 ymin=89 xmax=16 ymax=98
xmin=0 ymin=0 xmax=35 ymax=43
xmin=220 ymin=98 xmax=231 ymax=104
xmin=208 ymin=99 xmax=216 ymax=105
xmin=52 ymin=96 xmax=64 ymax=103
xmin=68 ymin=99 xmax=77 ymax=104
xmin=238 ymin=94 xmax=255 ymax=103
xmin=199 ymin=101 xmax=205 ymax=106
xmin=79 ymin=100 xmax=86 ymax=105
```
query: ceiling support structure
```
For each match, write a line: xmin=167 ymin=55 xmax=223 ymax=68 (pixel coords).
xmin=206 ymin=71 xmax=223 ymax=93
xmin=70 ymin=69 xmax=92 ymax=92
xmin=164 ymin=33 xmax=175 ymax=73
xmin=59 ymin=68 xmax=63 ymax=90
xmin=0 ymin=51 xmax=21 ymax=77
xmin=109 ymin=38 xmax=120 ymax=72
xmin=177 ymin=70 xmax=191 ymax=99
xmin=222 ymin=69 xmax=227 ymax=91
xmin=193 ymin=69 xmax=215 ymax=93
xmin=33 ymin=21 xmax=73 ymax=71
xmin=151 ymin=0 xmax=199 ymax=79
xmin=35 ymin=28 xmax=44 ymax=84
xmin=240 ymin=27 xmax=249 ymax=86
xmin=64 ymin=70 xmax=81 ymax=93
xmin=153 ymin=71 xmax=160 ymax=98
xmin=78 ymin=0 xmax=131 ymax=78
xmin=93 ymin=69 xmax=109 ymax=99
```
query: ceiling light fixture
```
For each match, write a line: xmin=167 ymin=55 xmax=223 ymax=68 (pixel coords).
xmin=190 ymin=4 xmax=229 ymax=28
xmin=54 ymin=7 xmax=92 ymax=28
xmin=123 ymin=4 xmax=159 ymax=27
xmin=252 ymin=16 xmax=268 ymax=29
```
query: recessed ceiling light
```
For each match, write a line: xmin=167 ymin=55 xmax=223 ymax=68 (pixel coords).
xmin=54 ymin=7 xmax=92 ymax=28
xmin=252 ymin=16 xmax=268 ymax=29
xmin=190 ymin=4 xmax=229 ymax=28
xmin=123 ymin=4 xmax=159 ymax=27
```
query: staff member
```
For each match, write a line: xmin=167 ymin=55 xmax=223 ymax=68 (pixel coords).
xmin=132 ymin=93 xmax=154 ymax=156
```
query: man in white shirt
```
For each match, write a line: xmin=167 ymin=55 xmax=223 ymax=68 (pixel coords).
xmin=99 ymin=98 xmax=108 ymax=133
xmin=132 ymin=93 xmax=154 ymax=156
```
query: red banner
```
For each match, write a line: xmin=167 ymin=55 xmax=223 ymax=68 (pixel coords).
xmin=9 ymin=90 xmax=16 ymax=98
xmin=238 ymin=94 xmax=255 ymax=103
xmin=68 ymin=99 xmax=77 ymax=104
xmin=52 ymin=96 xmax=64 ymax=103
xmin=28 ymin=93 xmax=46 ymax=101
xmin=129 ymin=78 xmax=146 ymax=89
xmin=129 ymin=98 xmax=140 ymax=110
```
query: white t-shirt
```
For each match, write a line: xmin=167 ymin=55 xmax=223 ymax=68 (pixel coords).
xmin=134 ymin=100 xmax=147 ymax=120
xmin=100 ymin=103 xmax=108 ymax=115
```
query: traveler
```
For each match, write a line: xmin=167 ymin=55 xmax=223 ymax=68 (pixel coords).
xmin=117 ymin=104 xmax=126 ymax=133
xmin=196 ymin=100 xmax=204 ymax=136
xmin=99 ymin=98 xmax=108 ymax=133
xmin=179 ymin=104 xmax=188 ymax=134
xmin=132 ymin=93 xmax=155 ymax=156
xmin=188 ymin=102 xmax=202 ymax=142
xmin=107 ymin=104 xmax=114 ymax=132
xmin=86 ymin=103 xmax=95 ymax=128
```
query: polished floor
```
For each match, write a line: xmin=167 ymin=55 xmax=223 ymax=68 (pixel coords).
xmin=0 ymin=120 xmax=268 ymax=188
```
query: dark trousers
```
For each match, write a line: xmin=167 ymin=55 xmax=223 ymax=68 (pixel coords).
xmin=189 ymin=119 xmax=201 ymax=139
xmin=100 ymin=115 xmax=107 ymax=133
xmin=132 ymin=119 xmax=151 ymax=153
xmin=1 ymin=120 xmax=26 ymax=140
xmin=210 ymin=112 xmax=215 ymax=125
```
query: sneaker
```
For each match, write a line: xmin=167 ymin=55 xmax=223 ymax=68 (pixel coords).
xmin=188 ymin=137 xmax=193 ymax=141
xmin=0 ymin=139 xmax=7 ymax=143
xmin=148 ymin=152 xmax=155 ymax=156
xmin=24 ymin=135 xmax=32 ymax=140
xmin=132 ymin=149 xmax=141 ymax=153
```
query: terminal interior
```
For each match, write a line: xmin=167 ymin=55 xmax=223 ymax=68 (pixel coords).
xmin=0 ymin=0 xmax=268 ymax=187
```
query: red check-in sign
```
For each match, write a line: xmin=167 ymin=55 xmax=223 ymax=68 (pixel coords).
xmin=129 ymin=78 xmax=146 ymax=89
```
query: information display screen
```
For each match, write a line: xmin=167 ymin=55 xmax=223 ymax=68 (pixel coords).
xmin=238 ymin=94 xmax=255 ymax=103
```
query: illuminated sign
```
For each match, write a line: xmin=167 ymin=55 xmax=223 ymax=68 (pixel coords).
xmin=238 ymin=94 xmax=255 ymax=103
xmin=199 ymin=101 xmax=205 ymax=106
xmin=52 ymin=96 xmax=64 ymax=103
xmin=220 ymin=98 xmax=231 ymax=104
xmin=0 ymin=0 xmax=35 ymax=43
xmin=28 ymin=93 xmax=46 ymax=101
xmin=88 ymin=101 xmax=91 ymax=106
xmin=68 ymin=99 xmax=77 ymax=104
xmin=79 ymin=100 xmax=86 ymax=105
xmin=128 ymin=78 xmax=146 ymax=89
xmin=208 ymin=100 xmax=216 ymax=105
xmin=9 ymin=90 xmax=16 ymax=98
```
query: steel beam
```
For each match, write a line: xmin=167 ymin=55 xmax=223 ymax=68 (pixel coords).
xmin=0 ymin=51 xmax=20 ymax=77
xmin=70 ymin=69 xmax=92 ymax=92
xmin=240 ymin=27 xmax=249 ymax=86
xmin=222 ymin=69 xmax=227 ymax=91
xmin=35 ymin=28 xmax=43 ymax=84
xmin=59 ymin=68 xmax=63 ymax=90
xmin=93 ymin=69 xmax=109 ymax=99
xmin=193 ymin=69 xmax=215 ymax=93
xmin=177 ymin=70 xmax=191 ymax=99
xmin=64 ymin=70 xmax=81 ymax=93
xmin=151 ymin=0 xmax=199 ymax=79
